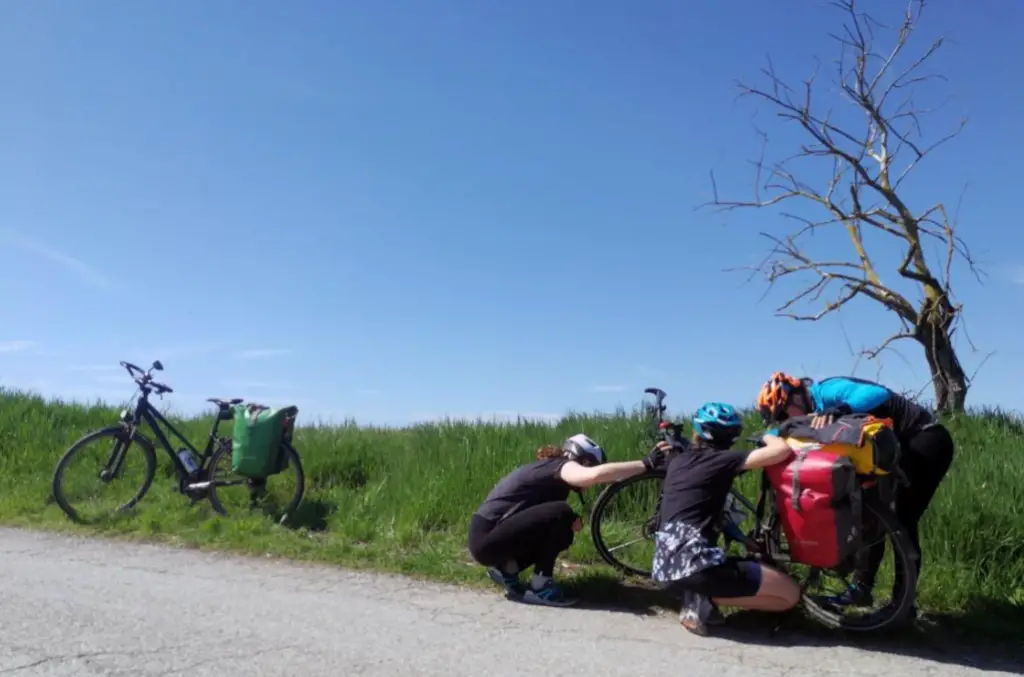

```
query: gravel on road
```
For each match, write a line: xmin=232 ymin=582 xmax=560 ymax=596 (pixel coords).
xmin=0 ymin=527 xmax=1017 ymax=676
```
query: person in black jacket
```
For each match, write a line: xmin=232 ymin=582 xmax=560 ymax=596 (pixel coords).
xmin=756 ymin=372 xmax=956 ymax=617
xmin=468 ymin=433 xmax=662 ymax=606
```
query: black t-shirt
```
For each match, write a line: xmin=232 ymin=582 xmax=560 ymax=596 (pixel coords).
xmin=658 ymin=444 xmax=751 ymax=541
xmin=474 ymin=457 xmax=571 ymax=523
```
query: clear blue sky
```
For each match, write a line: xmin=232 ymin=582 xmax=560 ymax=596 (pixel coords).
xmin=1 ymin=1 xmax=1021 ymax=425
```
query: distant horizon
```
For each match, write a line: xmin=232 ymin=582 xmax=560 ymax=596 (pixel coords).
xmin=3 ymin=379 xmax=1018 ymax=431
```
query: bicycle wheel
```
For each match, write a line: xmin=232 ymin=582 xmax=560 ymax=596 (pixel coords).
xmin=796 ymin=494 xmax=919 ymax=633
xmin=590 ymin=470 xmax=665 ymax=578
xmin=207 ymin=439 xmax=305 ymax=522
xmin=52 ymin=426 xmax=156 ymax=524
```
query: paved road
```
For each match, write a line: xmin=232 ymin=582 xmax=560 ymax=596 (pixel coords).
xmin=0 ymin=528 xmax=1017 ymax=676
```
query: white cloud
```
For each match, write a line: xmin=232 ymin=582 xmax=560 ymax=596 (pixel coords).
xmin=4 ymin=234 xmax=110 ymax=288
xmin=233 ymin=348 xmax=293 ymax=360
xmin=0 ymin=340 xmax=36 ymax=353
xmin=589 ymin=385 xmax=626 ymax=393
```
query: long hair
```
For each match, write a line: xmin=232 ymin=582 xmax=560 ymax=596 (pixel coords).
xmin=536 ymin=445 xmax=564 ymax=460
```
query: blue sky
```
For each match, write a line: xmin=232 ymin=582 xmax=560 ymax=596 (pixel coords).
xmin=1 ymin=0 xmax=1021 ymax=425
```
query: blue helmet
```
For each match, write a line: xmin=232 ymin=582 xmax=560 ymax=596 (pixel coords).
xmin=692 ymin=402 xmax=743 ymax=448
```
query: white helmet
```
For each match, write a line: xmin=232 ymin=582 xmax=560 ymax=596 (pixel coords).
xmin=562 ymin=433 xmax=606 ymax=465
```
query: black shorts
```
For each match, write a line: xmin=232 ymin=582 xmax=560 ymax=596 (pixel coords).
xmin=664 ymin=557 xmax=763 ymax=599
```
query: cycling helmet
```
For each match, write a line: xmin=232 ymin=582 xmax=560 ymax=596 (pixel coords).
xmin=692 ymin=402 xmax=743 ymax=449
xmin=562 ymin=433 xmax=606 ymax=466
xmin=756 ymin=371 xmax=808 ymax=423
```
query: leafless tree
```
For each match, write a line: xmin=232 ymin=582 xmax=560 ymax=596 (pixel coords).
xmin=707 ymin=0 xmax=986 ymax=412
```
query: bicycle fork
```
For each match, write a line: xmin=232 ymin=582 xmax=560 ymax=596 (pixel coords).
xmin=100 ymin=429 xmax=135 ymax=483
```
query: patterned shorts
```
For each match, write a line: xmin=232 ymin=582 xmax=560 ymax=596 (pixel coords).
xmin=651 ymin=519 xmax=726 ymax=583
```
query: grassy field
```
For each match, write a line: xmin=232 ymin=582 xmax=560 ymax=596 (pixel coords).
xmin=1 ymin=387 xmax=1022 ymax=644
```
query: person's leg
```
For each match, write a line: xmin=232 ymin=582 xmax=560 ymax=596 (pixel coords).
xmin=468 ymin=502 xmax=578 ymax=602
xmin=518 ymin=502 xmax=578 ymax=606
xmin=831 ymin=425 xmax=955 ymax=609
xmin=666 ymin=559 xmax=799 ymax=635
xmin=887 ymin=425 xmax=954 ymax=609
xmin=467 ymin=514 xmax=526 ymax=595
xmin=708 ymin=561 xmax=800 ymax=612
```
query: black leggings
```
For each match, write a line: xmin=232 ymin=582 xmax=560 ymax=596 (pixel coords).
xmin=467 ymin=501 xmax=577 ymax=577
xmin=859 ymin=423 xmax=956 ymax=598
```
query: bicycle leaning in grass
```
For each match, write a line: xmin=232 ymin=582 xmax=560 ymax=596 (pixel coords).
xmin=587 ymin=386 xmax=919 ymax=633
xmin=51 ymin=359 xmax=305 ymax=524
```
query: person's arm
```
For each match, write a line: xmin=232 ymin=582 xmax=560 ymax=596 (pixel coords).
xmin=741 ymin=435 xmax=793 ymax=470
xmin=559 ymin=459 xmax=648 ymax=490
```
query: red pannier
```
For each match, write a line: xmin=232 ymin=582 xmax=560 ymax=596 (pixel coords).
xmin=766 ymin=448 xmax=862 ymax=569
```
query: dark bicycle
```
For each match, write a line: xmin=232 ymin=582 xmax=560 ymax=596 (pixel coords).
xmin=51 ymin=360 xmax=305 ymax=524
xmin=588 ymin=386 xmax=918 ymax=633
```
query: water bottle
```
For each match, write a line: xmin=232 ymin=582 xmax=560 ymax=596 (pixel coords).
xmin=177 ymin=448 xmax=199 ymax=475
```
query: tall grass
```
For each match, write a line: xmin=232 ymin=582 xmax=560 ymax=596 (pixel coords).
xmin=1 ymin=387 xmax=1021 ymax=637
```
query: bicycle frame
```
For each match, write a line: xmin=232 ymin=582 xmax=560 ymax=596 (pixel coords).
xmin=121 ymin=392 xmax=228 ymax=480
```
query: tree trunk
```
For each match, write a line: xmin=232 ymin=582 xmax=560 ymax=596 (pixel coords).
xmin=917 ymin=321 xmax=968 ymax=413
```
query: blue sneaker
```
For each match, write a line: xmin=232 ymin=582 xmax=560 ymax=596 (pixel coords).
xmin=523 ymin=580 xmax=578 ymax=607
xmin=823 ymin=582 xmax=873 ymax=607
xmin=487 ymin=568 xmax=525 ymax=597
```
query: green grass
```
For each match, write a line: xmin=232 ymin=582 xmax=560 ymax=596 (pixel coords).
xmin=1 ymin=387 xmax=1022 ymax=646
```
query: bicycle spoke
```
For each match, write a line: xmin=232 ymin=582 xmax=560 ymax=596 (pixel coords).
xmin=606 ymin=536 xmax=648 ymax=553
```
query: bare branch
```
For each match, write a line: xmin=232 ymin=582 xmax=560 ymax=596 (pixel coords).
xmin=862 ymin=330 xmax=916 ymax=360
xmin=699 ymin=0 xmax=985 ymax=411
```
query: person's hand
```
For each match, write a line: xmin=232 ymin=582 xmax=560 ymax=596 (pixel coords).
xmin=810 ymin=413 xmax=834 ymax=429
xmin=571 ymin=516 xmax=583 ymax=533
xmin=643 ymin=442 xmax=673 ymax=471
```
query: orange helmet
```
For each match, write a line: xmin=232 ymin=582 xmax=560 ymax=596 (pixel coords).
xmin=756 ymin=372 xmax=806 ymax=424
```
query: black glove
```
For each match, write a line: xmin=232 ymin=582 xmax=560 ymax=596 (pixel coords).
xmin=642 ymin=445 xmax=668 ymax=471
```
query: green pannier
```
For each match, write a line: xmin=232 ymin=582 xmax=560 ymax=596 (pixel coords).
xmin=231 ymin=403 xmax=298 ymax=478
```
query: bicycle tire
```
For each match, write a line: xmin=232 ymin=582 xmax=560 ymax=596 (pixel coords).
xmin=207 ymin=440 xmax=305 ymax=521
xmin=590 ymin=469 xmax=666 ymax=578
xmin=51 ymin=426 xmax=157 ymax=524
xmin=798 ymin=494 xmax=919 ymax=633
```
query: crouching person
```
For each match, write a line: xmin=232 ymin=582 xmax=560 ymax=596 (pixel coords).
xmin=468 ymin=433 xmax=662 ymax=606
xmin=653 ymin=403 xmax=802 ymax=635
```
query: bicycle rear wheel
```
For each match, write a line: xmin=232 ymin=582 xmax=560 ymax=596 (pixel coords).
xmin=795 ymin=494 xmax=919 ymax=633
xmin=207 ymin=439 xmax=305 ymax=523
xmin=589 ymin=470 xmax=665 ymax=578
xmin=52 ymin=426 xmax=156 ymax=524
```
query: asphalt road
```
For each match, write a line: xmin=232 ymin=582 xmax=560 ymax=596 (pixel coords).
xmin=0 ymin=528 xmax=1018 ymax=677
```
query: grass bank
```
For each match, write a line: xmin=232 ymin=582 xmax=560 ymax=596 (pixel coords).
xmin=1 ymin=388 xmax=1022 ymax=644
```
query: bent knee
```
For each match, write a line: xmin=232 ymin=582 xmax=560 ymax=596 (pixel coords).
xmin=759 ymin=566 xmax=801 ymax=608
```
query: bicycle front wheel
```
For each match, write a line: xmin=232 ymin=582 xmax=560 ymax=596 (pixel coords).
xmin=52 ymin=426 xmax=156 ymax=524
xmin=207 ymin=440 xmax=305 ymax=523
xmin=589 ymin=470 xmax=665 ymax=578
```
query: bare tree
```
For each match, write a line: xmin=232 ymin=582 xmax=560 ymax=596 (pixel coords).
xmin=707 ymin=0 xmax=985 ymax=412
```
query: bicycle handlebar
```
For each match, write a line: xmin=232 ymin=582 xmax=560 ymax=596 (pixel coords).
xmin=643 ymin=386 xmax=686 ymax=449
xmin=119 ymin=360 xmax=174 ymax=394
